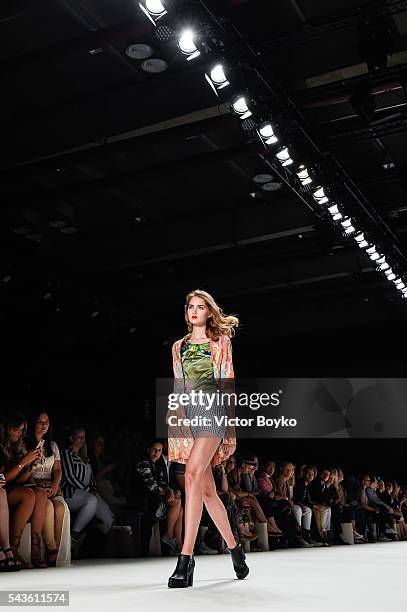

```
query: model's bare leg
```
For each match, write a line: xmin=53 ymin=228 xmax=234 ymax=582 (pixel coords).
xmin=201 ymin=464 xmax=237 ymax=549
xmin=181 ymin=436 xmax=224 ymax=556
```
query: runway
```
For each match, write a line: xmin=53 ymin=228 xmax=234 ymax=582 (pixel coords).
xmin=5 ymin=543 xmax=407 ymax=611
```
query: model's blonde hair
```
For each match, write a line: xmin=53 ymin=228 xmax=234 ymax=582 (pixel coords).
xmin=184 ymin=289 xmax=239 ymax=341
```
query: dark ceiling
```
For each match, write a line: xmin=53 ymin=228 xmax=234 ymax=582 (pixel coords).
xmin=2 ymin=0 xmax=407 ymax=386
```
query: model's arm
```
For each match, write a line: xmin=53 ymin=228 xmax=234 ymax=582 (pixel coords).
xmin=222 ymin=335 xmax=237 ymax=446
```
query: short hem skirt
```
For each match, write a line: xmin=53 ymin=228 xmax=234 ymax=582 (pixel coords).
xmin=185 ymin=391 xmax=227 ymax=440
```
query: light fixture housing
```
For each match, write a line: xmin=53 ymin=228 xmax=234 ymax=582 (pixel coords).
xmin=257 ymin=121 xmax=278 ymax=146
xmin=276 ymin=146 xmax=293 ymax=166
xmin=139 ymin=0 xmax=167 ymax=25
xmin=312 ymin=186 xmax=329 ymax=205
xmin=296 ymin=165 xmax=312 ymax=186
xmin=231 ymin=94 xmax=253 ymax=120
xmin=205 ymin=63 xmax=230 ymax=94
xmin=178 ymin=30 xmax=200 ymax=60
xmin=327 ymin=203 xmax=343 ymax=221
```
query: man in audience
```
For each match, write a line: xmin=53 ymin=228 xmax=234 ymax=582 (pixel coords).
xmin=293 ymin=465 xmax=323 ymax=547
xmin=365 ymin=476 xmax=397 ymax=541
xmin=309 ymin=467 xmax=332 ymax=545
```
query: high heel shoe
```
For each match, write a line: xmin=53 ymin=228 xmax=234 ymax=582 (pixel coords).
xmin=227 ymin=542 xmax=249 ymax=579
xmin=168 ymin=553 xmax=195 ymax=588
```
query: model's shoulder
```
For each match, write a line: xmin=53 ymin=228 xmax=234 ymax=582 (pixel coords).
xmin=220 ymin=334 xmax=232 ymax=345
xmin=172 ymin=335 xmax=188 ymax=350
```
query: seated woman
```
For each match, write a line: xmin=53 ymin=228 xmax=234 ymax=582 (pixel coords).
xmin=25 ymin=411 xmax=71 ymax=567
xmin=61 ymin=427 xmax=115 ymax=557
xmin=88 ymin=432 xmax=127 ymax=513
xmin=325 ymin=468 xmax=364 ymax=544
xmin=0 ymin=447 xmax=21 ymax=572
xmin=135 ymin=440 xmax=183 ymax=555
xmin=389 ymin=481 xmax=407 ymax=540
xmin=226 ymin=456 xmax=278 ymax=537
xmin=213 ymin=458 xmax=257 ymax=546
xmin=0 ymin=410 xmax=48 ymax=568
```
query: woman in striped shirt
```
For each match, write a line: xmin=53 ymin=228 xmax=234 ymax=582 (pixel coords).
xmin=61 ymin=427 xmax=114 ymax=555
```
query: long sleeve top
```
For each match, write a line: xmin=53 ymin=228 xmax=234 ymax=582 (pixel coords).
xmin=61 ymin=447 xmax=95 ymax=498
xmin=365 ymin=486 xmax=391 ymax=510
xmin=135 ymin=457 xmax=170 ymax=500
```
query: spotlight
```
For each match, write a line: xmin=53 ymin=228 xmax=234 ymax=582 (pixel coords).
xmin=231 ymin=94 xmax=253 ymax=120
xmin=139 ymin=0 xmax=167 ymax=25
xmin=178 ymin=30 xmax=200 ymax=60
xmin=312 ymin=186 xmax=329 ymax=205
xmin=369 ymin=250 xmax=381 ymax=261
xmin=354 ymin=231 xmax=368 ymax=248
xmin=340 ymin=217 xmax=356 ymax=235
xmin=296 ymin=165 xmax=312 ymax=186
xmin=205 ymin=64 xmax=230 ymax=94
xmin=327 ymin=204 xmax=343 ymax=221
xmin=257 ymin=121 xmax=278 ymax=146
xmin=276 ymin=146 xmax=293 ymax=166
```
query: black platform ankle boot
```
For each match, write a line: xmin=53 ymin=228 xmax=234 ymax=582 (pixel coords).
xmin=227 ymin=543 xmax=249 ymax=579
xmin=168 ymin=553 xmax=195 ymax=588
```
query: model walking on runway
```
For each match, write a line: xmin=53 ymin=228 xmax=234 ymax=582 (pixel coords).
xmin=167 ymin=289 xmax=249 ymax=588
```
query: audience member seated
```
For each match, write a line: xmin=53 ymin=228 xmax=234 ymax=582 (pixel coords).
xmin=0 ymin=410 xmax=48 ymax=568
xmin=25 ymin=411 xmax=71 ymax=566
xmin=61 ymin=426 xmax=115 ymax=557
xmin=247 ymin=457 xmax=282 ymax=536
xmin=325 ymin=468 xmax=364 ymax=544
xmin=273 ymin=461 xmax=310 ymax=547
xmin=358 ymin=474 xmax=381 ymax=541
xmin=309 ymin=467 xmax=332 ymax=545
xmin=135 ymin=440 xmax=183 ymax=556
xmin=88 ymin=431 xmax=127 ymax=513
xmin=0 ymin=446 xmax=21 ymax=572
xmin=365 ymin=477 xmax=397 ymax=541
xmin=292 ymin=465 xmax=323 ymax=546
xmin=213 ymin=459 xmax=257 ymax=548
xmin=227 ymin=456 xmax=278 ymax=539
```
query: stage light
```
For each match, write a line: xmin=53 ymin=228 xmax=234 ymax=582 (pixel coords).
xmin=139 ymin=0 xmax=167 ymax=24
xmin=231 ymin=95 xmax=252 ymax=119
xmin=340 ymin=217 xmax=355 ymax=233
xmin=354 ymin=232 xmax=368 ymax=248
xmin=327 ymin=204 xmax=343 ymax=221
xmin=257 ymin=121 xmax=278 ymax=146
xmin=366 ymin=245 xmax=377 ymax=256
xmin=296 ymin=165 xmax=312 ymax=186
xmin=312 ymin=186 xmax=329 ymax=205
xmin=276 ymin=147 xmax=293 ymax=166
xmin=178 ymin=30 xmax=200 ymax=60
xmin=205 ymin=64 xmax=229 ymax=94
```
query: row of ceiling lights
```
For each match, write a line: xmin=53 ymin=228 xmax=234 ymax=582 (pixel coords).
xmin=138 ymin=0 xmax=407 ymax=301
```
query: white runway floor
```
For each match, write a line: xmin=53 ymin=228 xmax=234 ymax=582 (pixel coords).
xmin=4 ymin=542 xmax=407 ymax=612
